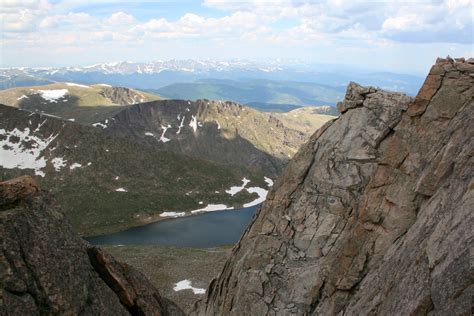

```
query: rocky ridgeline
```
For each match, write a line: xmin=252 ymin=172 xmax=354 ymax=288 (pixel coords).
xmin=100 ymin=86 xmax=148 ymax=105
xmin=0 ymin=176 xmax=184 ymax=315
xmin=194 ymin=57 xmax=473 ymax=315
xmin=105 ymin=99 xmax=309 ymax=177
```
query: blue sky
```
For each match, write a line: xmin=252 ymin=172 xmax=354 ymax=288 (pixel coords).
xmin=1 ymin=0 xmax=472 ymax=75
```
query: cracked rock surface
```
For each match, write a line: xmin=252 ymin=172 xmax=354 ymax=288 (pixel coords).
xmin=0 ymin=176 xmax=184 ymax=316
xmin=194 ymin=58 xmax=474 ymax=315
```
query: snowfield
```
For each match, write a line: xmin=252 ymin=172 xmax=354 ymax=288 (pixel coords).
xmin=0 ymin=126 xmax=58 ymax=177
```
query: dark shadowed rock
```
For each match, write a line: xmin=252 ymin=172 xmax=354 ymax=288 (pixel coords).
xmin=0 ymin=177 xmax=184 ymax=315
xmin=194 ymin=58 xmax=473 ymax=315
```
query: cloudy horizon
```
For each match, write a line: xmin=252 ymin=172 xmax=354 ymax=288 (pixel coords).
xmin=1 ymin=0 xmax=472 ymax=75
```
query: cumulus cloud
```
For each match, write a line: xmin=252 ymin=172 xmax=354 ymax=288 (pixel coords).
xmin=0 ymin=0 xmax=472 ymax=68
xmin=105 ymin=11 xmax=136 ymax=26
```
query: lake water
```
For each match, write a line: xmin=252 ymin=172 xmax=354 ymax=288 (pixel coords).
xmin=85 ymin=205 xmax=258 ymax=248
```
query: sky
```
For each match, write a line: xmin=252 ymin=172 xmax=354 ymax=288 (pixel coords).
xmin=1 ymin=0 xmax=472 ymax=75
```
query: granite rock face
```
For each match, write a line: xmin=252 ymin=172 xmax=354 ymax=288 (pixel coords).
xmin=195 ymin=58 xmax=474 ymax=315
xmin=0 ymin=177 xmax=184 ymax=316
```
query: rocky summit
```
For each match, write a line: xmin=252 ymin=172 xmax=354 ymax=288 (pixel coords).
xmin=0 ymin=176 xmax=184 ymax=315
xmin=194 ymin=58 xmax=473 ymax=315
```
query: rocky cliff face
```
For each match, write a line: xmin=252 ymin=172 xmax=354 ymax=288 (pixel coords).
xmin=195 ymin=57 xmax=474 ymax=315
xmin=100 ymin=86 xmax=151 ymax=105
xmin=0 ymin=176 xmax=184 ymax=315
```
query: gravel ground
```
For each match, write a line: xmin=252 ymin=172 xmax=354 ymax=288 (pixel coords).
xmin=104 ymin=244 xmax=231 ymax=313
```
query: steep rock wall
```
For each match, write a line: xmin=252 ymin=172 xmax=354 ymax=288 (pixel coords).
xmin=195 ymin=57 xmax=474 ymax=315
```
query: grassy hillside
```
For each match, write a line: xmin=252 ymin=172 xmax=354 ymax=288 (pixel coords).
xmin=272 ymin=107 xmax=337 ymax=135
xmin=0 ymin=105 xmax=267 ymax=236
xmin=0 ymin=82 xmax=161 ymax=123
xmin=153 ymin=79 xmax=345 ymax=107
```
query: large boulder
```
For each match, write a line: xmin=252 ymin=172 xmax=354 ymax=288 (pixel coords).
xmin=0 ymin=176 xmax=184 ymax=315
xmin=194 ymin=57 xmax=474 ymax=315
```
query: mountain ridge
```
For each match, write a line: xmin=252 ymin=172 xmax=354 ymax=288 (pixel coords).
xmin=1 ymin=60 xmax=423 ymax=95
xmin=0 ymin=104 xmax=270 ymax=235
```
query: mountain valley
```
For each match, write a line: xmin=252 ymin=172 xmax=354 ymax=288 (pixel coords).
xmin=0 ymin=104 xmax=272 ymax=235
xmin=1 ymin=57 xmax=472 ymax=315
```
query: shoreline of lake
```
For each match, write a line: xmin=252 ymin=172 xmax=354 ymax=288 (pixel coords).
xmin=85 ymin=204 xmax=259 ymax=248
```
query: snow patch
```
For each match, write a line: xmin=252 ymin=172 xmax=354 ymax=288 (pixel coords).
xmin=225 ymin=178 xmax=250 ymax=196
xmin=97 ymin=83 xmax=112 ymax=87
xmin=264 ymin=177 xmax=274 ymax=187
xmin=17 ymin=95 xmax=29 ymax=101
xmin=114 ymin=176 xmax=119 ymax=180
xmin=173 ymin=280 xmax=205 ymax=295
xmin=92 ymin=122 xmax=107 ymax=129
xmin=115 ymin=187 xmax=128 ymax=192
xmin=160 ymin=125 xmax=171 ymax=143
xmin=243 ymin=187 xmax=268 ymax=207
xmin=176 ymin=115 xmax=185 ymax=134
xmin=191 ymin=204 xmax=234 ymax=214
xmin=189 ymin=115 xmax=198 ymax=133
xmin=215 ymin=120 xmax=221 ymax=130
xmin=37 ymin=89 xmax=68 ymax=102
xmin=69 ymin=163 xmax=82 ymax=170
xmin=66 ymin=82 xmax=90 ymax=88
xmin=0 ymin=126 xmax=58 ymax=176
xmin=160 ymin=212 xmax=186 ymax=218
xmin=51 ymin=157 xmax=67 ymax=171
xmin=145 ymin=132 xmax=154 ymax=137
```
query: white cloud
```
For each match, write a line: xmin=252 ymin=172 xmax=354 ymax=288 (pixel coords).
xmin=382 ymin=14 xmax=423 ymax=31
xmin=105 ymin=11 xmax=136 ymax=25
xmin=0 ymin=0 xmax=472 ymax=68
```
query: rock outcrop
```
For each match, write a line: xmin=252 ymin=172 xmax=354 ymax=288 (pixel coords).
xmin=0 ymin=176 xmax=184 ymax=315
xmin=195 ymin=58 xmax=474 ymax=315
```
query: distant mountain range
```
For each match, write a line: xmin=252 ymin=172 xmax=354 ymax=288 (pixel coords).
xmin=1 ymin=60 xmax=424 ymax=97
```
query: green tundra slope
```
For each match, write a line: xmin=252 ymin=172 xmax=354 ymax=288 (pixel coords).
xmin=0 ymin=104 xmax=268 ymax=236
xmin=0 ymin=82 xmax=161 ymax=124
